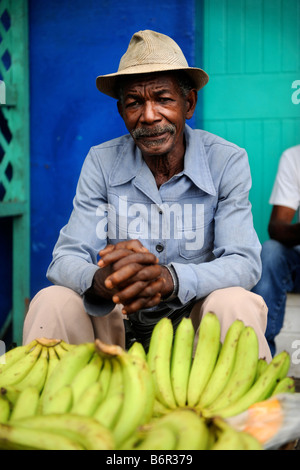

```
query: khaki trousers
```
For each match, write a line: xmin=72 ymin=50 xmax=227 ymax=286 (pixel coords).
xmin=22 ymin=285 xmax=272 ymax=362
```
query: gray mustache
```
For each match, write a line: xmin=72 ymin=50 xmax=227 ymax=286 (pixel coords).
xmin=131 ymin=124 xmax=176 ymax=140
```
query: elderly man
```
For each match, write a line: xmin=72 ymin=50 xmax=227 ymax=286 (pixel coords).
xmin=23 ymin=30 xmax=271 ymax=361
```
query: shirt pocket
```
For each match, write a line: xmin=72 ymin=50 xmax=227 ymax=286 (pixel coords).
xmin=176 ymin=204 xmax=214 ymax=261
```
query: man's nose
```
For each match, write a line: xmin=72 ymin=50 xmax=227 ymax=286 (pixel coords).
xmin=141 ymin=101 xmax=161 ymax=123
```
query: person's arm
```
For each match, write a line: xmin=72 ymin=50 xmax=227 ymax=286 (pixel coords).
xmin=170 ymin=148 xmax=262 ymax=306
xmin=268 ymin=205 xmax=300 ymax=247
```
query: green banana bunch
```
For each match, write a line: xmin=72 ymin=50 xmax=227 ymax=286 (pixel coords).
xmin=4 ymin=413 xmax=114 ymax=450
xmin=197 ymin=319 xmax=245 ymax=409
xmin=210 ymin=418 xmax=263 ymax=450
xmin=13 ymin=346 xmax=49 ymax=393
xmin=40 ymin=342 xmax=95 ymax=414
xmin=94 ymin=338 xmax=156 ymax=448
xmin=187 ymin=312 xmax=221 ymax=407
xmin=131 ymin=424 xmax=178 ymax=450
xmin=271 ymin=376 xmax=296 ymax=396
xmin=147 ymin=317 xmax=177 ymax=409
xmin=69 ymin=352 xmax=103 ymax=406
xmin=71 ymin=381 xmax=104 ymax=417
xmin=123 ymin=409 xmax=210 ymax=451
xmin=0 ymin=340 xmax=37 ymax=373
xmin=214 ymin=350 xmax=290 ymax=418
xmin=203 ymin=326 xmax=259 ymax=417
xmin=170 ymin=317 xmax=195 ymax=407
xmin=151 ymin=408 xmax=210 ymax=450
xmin=0 ymin=342 xmax=43 ymax=387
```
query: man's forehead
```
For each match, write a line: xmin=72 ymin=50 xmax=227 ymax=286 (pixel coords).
xmin=121 ymin=72 xmax=178 ymax=93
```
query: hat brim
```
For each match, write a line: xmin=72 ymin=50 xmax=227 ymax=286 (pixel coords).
xmin=96 ymin=64 xmax=209 ymax=99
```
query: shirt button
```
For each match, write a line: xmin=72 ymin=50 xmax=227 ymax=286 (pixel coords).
xmin=156 ymin=243 xmax=164 ymax=253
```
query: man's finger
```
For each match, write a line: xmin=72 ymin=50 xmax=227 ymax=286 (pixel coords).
xmin=100 ymin=251 xmax=158 ymax=269
xmin=121 ymin=292 xmax=162 ymax=314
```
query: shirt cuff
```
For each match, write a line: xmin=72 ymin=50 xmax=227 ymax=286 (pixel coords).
xmin=83 ymin=294 xmax=116 ymax=317
xmin=170 ymin=262 xmax=198 ymax=305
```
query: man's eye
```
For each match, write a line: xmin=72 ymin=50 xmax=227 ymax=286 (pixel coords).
xmin=159 ymin=97 xmax=172 ymax=102
xmin=125 ymin=100 xmax=139 ymax=108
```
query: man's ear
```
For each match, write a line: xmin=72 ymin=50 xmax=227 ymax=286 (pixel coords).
xmin=185 ymin=89 xmax=198 ymax=120
xmin=117 ymin=100 xmax=123 ymax=118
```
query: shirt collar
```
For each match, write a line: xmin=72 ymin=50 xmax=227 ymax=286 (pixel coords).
xmin=109 ymin=124 xmax=216 ymax=197
xmin=182 ymin=124 xmax=216 ymax=196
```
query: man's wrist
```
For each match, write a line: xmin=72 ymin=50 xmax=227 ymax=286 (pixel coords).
xmin=163 ymin=264 xmax=179 ymax=301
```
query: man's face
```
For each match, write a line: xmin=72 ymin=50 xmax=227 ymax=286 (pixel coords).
xmin=117 ymin=73 xmax=196 ymax=160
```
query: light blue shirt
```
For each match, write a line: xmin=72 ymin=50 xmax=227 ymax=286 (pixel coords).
xmin=47 ymin=124 xmax=261 ymax=322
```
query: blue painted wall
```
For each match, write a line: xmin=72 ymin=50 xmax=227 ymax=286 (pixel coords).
xmin=27 ymin=0 xmax=202 ymax=304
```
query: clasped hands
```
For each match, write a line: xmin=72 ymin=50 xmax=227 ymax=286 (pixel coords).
xmin=91 ymin=240 xmax=174 ymax=315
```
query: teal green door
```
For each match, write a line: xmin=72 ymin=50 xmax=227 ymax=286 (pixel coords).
xmin=197 ymin=0 xmax=300 ymax=243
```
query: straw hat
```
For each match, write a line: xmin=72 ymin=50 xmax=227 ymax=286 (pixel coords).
xmin=96 ymin=30 xmax=209 ymax=99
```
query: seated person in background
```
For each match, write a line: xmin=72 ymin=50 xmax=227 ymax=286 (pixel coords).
xmin=23 ymin=30 xmax=271 ymax=362
xmin=252 ymin=144 xmax=300 ymax=356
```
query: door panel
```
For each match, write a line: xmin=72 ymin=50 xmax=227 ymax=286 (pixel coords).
xmin=197 ymin=0 xmax=300 ymax=243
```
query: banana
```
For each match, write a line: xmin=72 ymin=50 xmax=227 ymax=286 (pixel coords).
xmin=41 ymin=342 xmax=95 ymax=413
xmin=42 ymin=384 xmax=73 ymax=415
xmin=118 ymin=339 xmax=155 ymax=425
xmin=277 ymin=352 xmax=290 ymax=380
xmin=0 ymin=340 xmax=37 ymax=374
xmin=13 ymin=413 xmax=115 ymax=450
xmin=70 ymin=353 xmax=102 ymax=405
xmin=71 ymin=381 xmax=104 ymax=417
xmin=60 ymin=340 xmax=77 ymax=352
xmin=13 ymin=346 xmax=49 ymax=394
xmin=43 ymin=344 xmax=60 ymax=386
xmin=0 ymin=343 xmax=43 ymax=387
xmin=211 ymin=427 xmax=246 ymax=450
xmin=187 ymin=312 xmax=221 ymax=407
xmin=214 ymin=350 xmax=290 ymax=419
xmin=128 ymin=341 xmax=147 ymax=361
xmin=146 ymin=317 xmax=177 ymax=409
xmin=239 ymin=431 xmax=263 ymax=450
xmin=54 ymin=342 xmax=71 ymax=359
xmin=203 ymin=326 xmax=259 ymax=417
xmin=106 ymin=357 xmax=124 ymax=395
xmin=112 ymin=350 xmax=151 ymax=448
xmin=210 ymin=417 xmax=246 ymax=450
xmin=0 ymin=386 xmax=19 ymax=407
xmin=255 ymin=358 xmax=268 ymax=381
xmin=152 ymin=398 xmax=172 ymax=418
xmin=197 ymin=319 xmax=245 ymax=409
xmin=134 ymin=425 xmax=178 ymax=450
xmin=170 ymin=317 xmax=195 ymax=407
xmin=134 ymin=352 xmax=155 ymax=426
xmin=9 ymin=387 xmax=40 ymax=421
xmin=271 ymin=376 xmax=296 ymax=396
xmin=35 ymin=338 xmax=61 ymax=347
xmin=93 ymin=391 xmax=124 ymax=430
xmin=0 ymin=421 xmax=84 ymax=450
xmin=0 ymin=396 xmax=10 ymax=423
xmin=98 ymin=357 xmax=112 ymax=399
xmin=147 ymin=408 xmax=210 ymax=450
